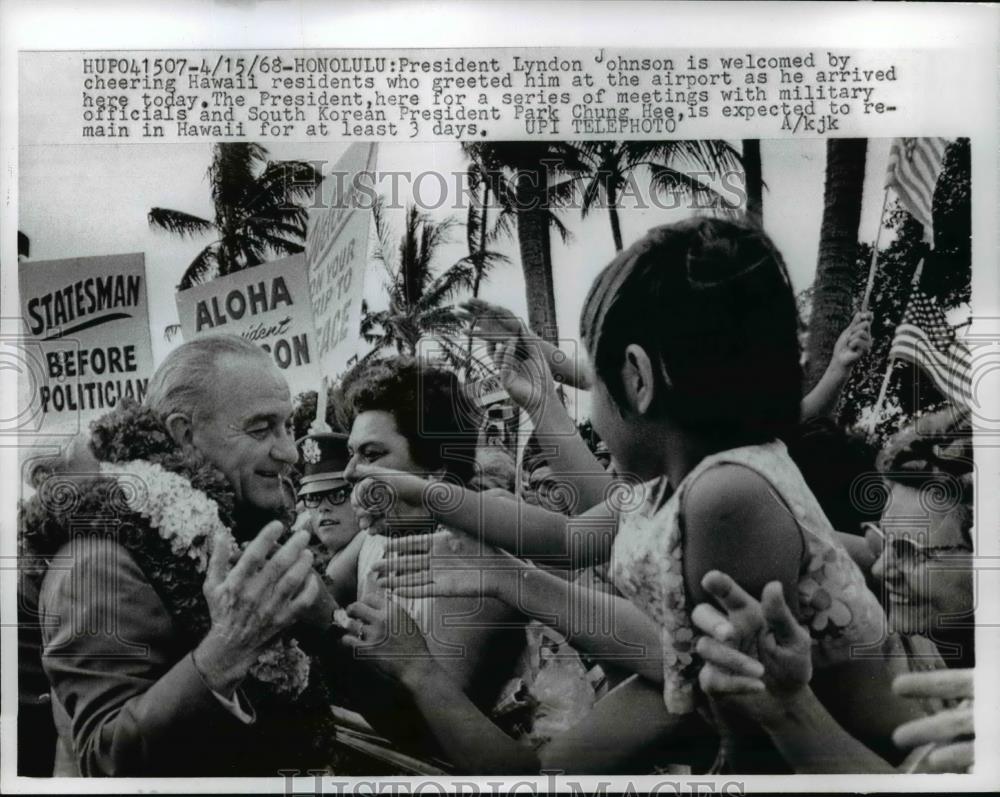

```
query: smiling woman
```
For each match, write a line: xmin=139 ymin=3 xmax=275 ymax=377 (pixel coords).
xmin=321 ymin=356 xmax=525 ymax=759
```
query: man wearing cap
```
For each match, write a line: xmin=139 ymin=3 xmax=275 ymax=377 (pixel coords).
xmin=296 ymin=432 xmax=360 ymax=559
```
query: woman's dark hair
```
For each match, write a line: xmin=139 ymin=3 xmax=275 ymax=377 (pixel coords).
xmin=580 ymin=217 xmax=803 ymax=447
xmin=339 ymin=356 xmax=479 ymax=486
xmin=877 ymin=408 xmax=974 ymax=545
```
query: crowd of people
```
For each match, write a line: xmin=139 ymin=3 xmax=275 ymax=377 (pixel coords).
xmin=17 ymin=217 xmax=975 ymax=777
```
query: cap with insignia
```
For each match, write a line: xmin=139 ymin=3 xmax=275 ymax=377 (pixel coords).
xmin=296 ymin=432 xmax=350 ymax=496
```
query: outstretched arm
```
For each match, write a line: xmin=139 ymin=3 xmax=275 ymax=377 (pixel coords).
xmin=460 ymin=299 xmax=611 ymax=513
xmin=377 ymin=529 xmax=665 ymax=683
xmin=693 ymin=571 xmax=896 ymax=774
xmin=352 ymin=466 xmax=618 ymax=568
xmin=343 ymin=592 xmax=690 ymax=774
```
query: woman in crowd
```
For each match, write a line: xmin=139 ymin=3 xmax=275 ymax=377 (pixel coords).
xmin=343 ymin=218 xmax=909 ymax=772
xmin=323 ymin=357 xmax=525 ymax=755
xmin=690 ymin=408 xmax=975 ymax=773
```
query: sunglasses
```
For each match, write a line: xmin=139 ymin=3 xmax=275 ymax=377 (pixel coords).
xmin=864 ymin=522 xmax=973 ymax=565
xmin=301 ymin=486 xmax=351 ymax=509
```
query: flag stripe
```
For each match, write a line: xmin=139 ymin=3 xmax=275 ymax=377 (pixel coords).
xmin=884 ymin=137 xmax=950 ymax=236
xmin=888 ymin=289 xmax=971 ymax=411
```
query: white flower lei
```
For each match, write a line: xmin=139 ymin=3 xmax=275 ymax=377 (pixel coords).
xmin=100 ymin=460 xmax=311 ymax=697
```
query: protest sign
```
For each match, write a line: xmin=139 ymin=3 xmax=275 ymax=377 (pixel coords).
xmin=305 ymin=142 xmax=378 ymax=380
xmin=174 ymin=253 xmax=320 ymax=396
xmin=18 ymin=252 xmax=154 ymax=433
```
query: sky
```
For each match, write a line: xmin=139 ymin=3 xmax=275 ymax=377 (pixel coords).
xmin=18 ymin=137 xmax=894 ymax=420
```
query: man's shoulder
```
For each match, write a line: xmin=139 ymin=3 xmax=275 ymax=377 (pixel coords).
xmin=40 ymin=535 xmax=152 ymax=616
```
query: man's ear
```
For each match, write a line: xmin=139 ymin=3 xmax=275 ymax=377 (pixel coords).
xmin=621 ymin=344 xmax=660 ymax=416
xmin=164 ymin=412 xmax=195 ymax=449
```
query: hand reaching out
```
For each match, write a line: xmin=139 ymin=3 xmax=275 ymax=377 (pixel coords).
xmin=691 ymin=571 xmax=812 ymax=723
xmin=372 ymin=527 xmax=524 ymax=601
xmin=459 ymin=298 xmax=591 ymax=393
xmin=340 ymin=589 xmax=436 ymax=686
xmin=457 ymin=298 xmax=528 ymax=342
xmin=349 ymin=467 xmax=433 ymax=532
xmin=893 ymin=669 xmax=974 ymax=773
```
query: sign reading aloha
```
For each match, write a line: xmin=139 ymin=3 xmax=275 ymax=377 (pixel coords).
xmin=175 ymin=253 xmax=320 ymax=396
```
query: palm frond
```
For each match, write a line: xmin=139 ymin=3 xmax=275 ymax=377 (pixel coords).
xmin=177 ymin=244 xmax=220 ymax=290
xmin=148 ymin=208 xmax=214 ymax=238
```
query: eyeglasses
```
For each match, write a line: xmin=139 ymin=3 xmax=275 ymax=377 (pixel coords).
xmin=864 ymin=522 xmax=973 ymax=565
xmin=301 ymin=486 xmax=351 ymax=509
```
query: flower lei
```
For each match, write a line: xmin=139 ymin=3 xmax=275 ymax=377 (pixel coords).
xmin=98 ymin=458 xmax=310 ymax=696
xmin=19 ymin=398 xmax=357 ymax=772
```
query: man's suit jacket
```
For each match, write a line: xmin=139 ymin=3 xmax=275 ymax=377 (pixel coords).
xmin=40 ymin=535 xmax=262 ymax=777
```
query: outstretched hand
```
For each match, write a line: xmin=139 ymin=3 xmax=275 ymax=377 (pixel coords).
xmin=372 ymin=527 xmax=523 ymax=601
xmin=349 ymin=466 xmax=433 ymax=532
xmin=457 ymin=298 xmax=528 ymax=343
xmin=340 ymin=589 xmax=435 ymax=685
xmin=459 ymin=298 xmax=591 ymax=393
xmin=893 ymin=669 xmax=974 ymax=773
xmin=691 ymin=571 xmax=812 ymax=723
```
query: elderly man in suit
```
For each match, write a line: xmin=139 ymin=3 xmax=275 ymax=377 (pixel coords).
xmin=34 ymin=336 xmax=339 ymax=776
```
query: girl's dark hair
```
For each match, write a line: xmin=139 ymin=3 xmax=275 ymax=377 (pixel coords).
xmin=580 ymin=217 xmax=803 ymax=446
xmin=877 ymin=408 xmax=974 ymax=545
xmin=340 ymin=356 xmax=479 ymax=486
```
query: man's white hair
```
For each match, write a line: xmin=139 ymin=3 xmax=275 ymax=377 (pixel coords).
xmin=145 ymin=335 xmax=273 ymax=421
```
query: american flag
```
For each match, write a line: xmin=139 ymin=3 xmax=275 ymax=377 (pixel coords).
xmin=884 ymin=138 xmax=950 ymax=242
xmin=889 ymin=289 xmax=971 ymax=411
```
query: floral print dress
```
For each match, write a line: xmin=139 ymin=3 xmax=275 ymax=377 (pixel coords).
xmin=610 ymin=441 xmax=887 ymax=715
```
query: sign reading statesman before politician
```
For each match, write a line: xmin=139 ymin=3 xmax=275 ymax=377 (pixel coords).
xmin=174 ymin=253 xmax=320 ymax=396
xmin=19 ymin=252 xmax=155 ymax=433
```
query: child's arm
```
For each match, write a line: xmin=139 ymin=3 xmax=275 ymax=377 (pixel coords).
xmin=353 ymin=467 xmax=618 ymax=568
xmin=681 ymin=463 xmax=804 ymax=611
xmin=800 ymin=312 xmax=872 ymax=421
xmin=460 ymin=299 xmax=611 ymax=513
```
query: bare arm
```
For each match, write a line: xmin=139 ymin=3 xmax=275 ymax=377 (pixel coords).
xmin=693 ymin=572 xmax=904 ymax=774
xmin=379 ymin=535 xmax=664 ymax=682
xmin=460 ymin=299 xmax=609 ymax=512
xmin=682 ymin=464 xmax=804 ymax=610
xmin=800 ymin=312 xmax=872 ymax=421
xmin=354 ymin=467 xmax=617 ymax=568
xmin=759 ymin=687 xmax=898 ymax=773
xmin=525 ymin=383 xmax=614 ymax=514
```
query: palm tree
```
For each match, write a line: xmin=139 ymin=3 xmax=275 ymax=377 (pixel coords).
xmin=359 ymin=199 xmax=480 ymax=367
xmin=805 ymin=138 xmax=868 ymax=390
xmin=149 ymin=143 xmax=322 ymax=290
xmin=574 ymin=140 xmax=743 ymax=251
xmin=461 ymin=143 xmax=585 ymax=343
xmin=742 ymin=139 xmax=764 ymax=225
xmin=463 ymin=145 xmax=510 ymax=298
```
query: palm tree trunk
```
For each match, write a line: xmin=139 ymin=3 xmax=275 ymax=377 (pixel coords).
xmin=515 ymin=168 xmax=559 ymax=343
xmin=743 ymin=139 xmax=763 ymax=224
xmin=472 ymin=182 xmax=490 ymax=298
xmin=805 ymin=138 xmax=867 ymax=390
xmin=607 ymin=182 xmax=624 ymax=252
